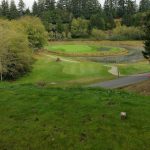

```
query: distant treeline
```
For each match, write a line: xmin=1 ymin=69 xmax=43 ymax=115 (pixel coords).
xmin=0 ymin=0 xmax=150 ymax=40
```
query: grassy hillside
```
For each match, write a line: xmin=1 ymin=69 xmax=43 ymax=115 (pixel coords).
xmin=0 ymin=41 xmax=150 ymax=150
xmin=0 ymin=85 xmax=149 ymax=150
xmin=123 ymin=80 xmax=150 ymax=95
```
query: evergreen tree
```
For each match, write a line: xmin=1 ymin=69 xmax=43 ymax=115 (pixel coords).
xmin=56 ymin=19 xmax=64 ymax=33
xmin=9 ymin=0 xmax=19 ymax=20
xmin=38 ymin=0 xmax=45 ymax=16
xmin=57 ymin=0 xmax=71 ymax=11
xmin=90 ymin=13 xmax=105 ymax=30
xmin=0 ymin=5 xmax=2 ymax=17
xmin=32 ymin=1 xmax=39 ymax=16
xmin=139 ymin=0 xmax=150 ymax=12
xmin=122 ymin=0 xmax=137 ymax=26
xmin=112 ymin=0 xmax=119 ymax=18
xmin=45 ymin=0 xmax=56 ymax=10
xmin=71 ymin=0 xmax=82 ymax=18
xmin=18 ymin=0 xmax=25 ymax=16
xmin=142 ymin=13 xmax=150 ymax=63
xmin=24 ymin=8 xmax=31 ymax=15
xmin=117 ymin=0 xmax=126 ymax=18
xmin=104 ymin=0 xmax=118 ymax=18
xmin=82 ymin=0 xmax=101 ymax=19
xmin=104 ymin=0 xmax=115 ymax=29
xmin=1 ymin=0 xmax=9 ymax=18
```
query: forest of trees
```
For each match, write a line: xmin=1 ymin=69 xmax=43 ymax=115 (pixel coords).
xmin=0 ymin=0 xmax=150 ymax=40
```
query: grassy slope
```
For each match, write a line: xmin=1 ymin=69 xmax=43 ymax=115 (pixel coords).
xmin=0 ymin=85 xmax=149 ymax=150
xmin=0 ymin=41 xmax=150 ymax=149
xmin=123 ymin=80 xmax=150 ymax=95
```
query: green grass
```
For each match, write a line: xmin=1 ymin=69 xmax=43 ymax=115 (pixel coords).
xmin=118 ymin=61 xmax=150 ymax=75
xmin=0 ymin=85 xmax=149 ymax=150
xmin=0 ymin=41 xmax=150 ymax=149
xmin=16 ymin=53 xmax=114 ymax=86
xmin=48 ymin=44 xmax=97 ymax=53
xmin=46 ymin=44 xmax=125 ymax=53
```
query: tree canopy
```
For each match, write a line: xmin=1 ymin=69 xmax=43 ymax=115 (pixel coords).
xmin=142 ymin=12 xmax=150 ymax=63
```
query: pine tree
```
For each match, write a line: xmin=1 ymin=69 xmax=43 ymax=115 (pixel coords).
xmin=104 ymin=0 xmax=115 ymax=29
xmin=1 ymin=0 xmax=9 ymax=18
xmin=104 ymin=0 xmax=118 ymax=18
xmin=139 ymin=0 xmax=150 ymax=12
xmin=9 ymin=0 xmax=19 ymax=20
xmin=57 ymin=0 xmax=71 ymax=11
xmin=90 ymin=13 xmax=105 ymax=30
xmin=24 ymin=8 xmax=31 ymax=15
xmin=122 ymin=0 xmax=137 ymax=26
xmin=0 ymin=5 xmax=2 ymax=17
xmin=71 ymin=0 xmax=82 ymax=18
xmin=45 ymin=0 xmax=56 ymax=10
xmin=142 ymin=13 xmax=150 ymax=63
xmin=32 ymin=1 xmax=39 ymax=16
xmin=18 ymin=0 xmax=25 ymax=16
xmin=82 ymin=0 xmax=101 ymax=19
xmin=38 ymin=0 xmax=45 ymax=15
xmin=117 ymin=0 xmax=126 ymax=18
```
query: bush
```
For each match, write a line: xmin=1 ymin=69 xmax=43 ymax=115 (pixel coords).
xmin=0 ymin=19 xmax=32 ymax=81
xmin=91 ymin=29 xmax=107 ymax=40
xmin=71 ymin=18 xmax=89 ymax=38
xmin=48 ymin=31 xmax=72 ymax=41
xmin=110 ymin=26 xmax=145 ymax=40
xmin=18 ymin=16 xmax=48 ymax=50
xmin=90 ymin=14 xmax=105 ymax=30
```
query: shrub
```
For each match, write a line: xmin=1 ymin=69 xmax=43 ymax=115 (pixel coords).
xmin=91 ymin=29 xmax=107 ymax=40
xmin=110 ymin=26 xmax=145 ymax=40
xmin=90 ymin=14 xmax=105 ymax=30
xmin=0 ymin=19 xmax=32 ymax=81
xmin=71 ymin=18 xmax=89 ymax=38
xmin=18 ymin=16 xmax=48 ymax=50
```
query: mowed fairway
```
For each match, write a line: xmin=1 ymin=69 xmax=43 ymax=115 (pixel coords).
xmin=17 ymin=53 xmax=114 ymax=86
xmin=0 ymin=86 xmax=150 ymax=150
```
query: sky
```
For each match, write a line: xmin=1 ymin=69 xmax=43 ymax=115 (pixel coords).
xmin=0 ymin=0 xmax=141 ymax=9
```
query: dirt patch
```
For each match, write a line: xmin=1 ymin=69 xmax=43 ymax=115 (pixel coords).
xmin=123 ymin=80 xmax=150 ymax=96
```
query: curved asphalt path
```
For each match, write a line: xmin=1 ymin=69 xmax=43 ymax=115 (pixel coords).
xmin=88 ymin=73 xmax=150 ymax=89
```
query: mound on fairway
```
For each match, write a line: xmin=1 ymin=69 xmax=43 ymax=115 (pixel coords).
xmin=46 ymin=44 xmax=128 ymax=57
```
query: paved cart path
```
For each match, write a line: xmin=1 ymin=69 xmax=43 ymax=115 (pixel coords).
xmin=89 ymin=73 xmax=150 ymax=89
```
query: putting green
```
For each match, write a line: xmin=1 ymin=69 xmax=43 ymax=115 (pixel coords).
xmin=46 ymin=44 xmax=126 ymax=54
xmin=49 ymin=45 xmax=97 ymax=53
